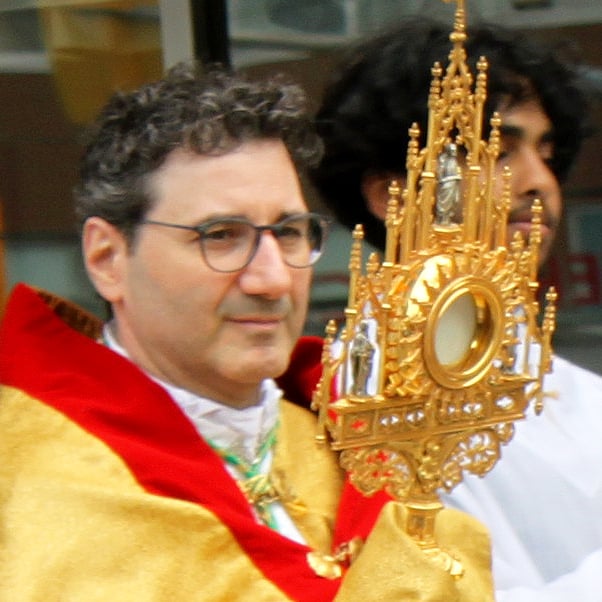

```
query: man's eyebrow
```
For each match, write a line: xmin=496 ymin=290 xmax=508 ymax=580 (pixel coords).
xmin=498 ymin=124 xmax=525 ymax=139
xmin=190 ymin=211 xmax=306 ymax=226
xmin=499 ymin=124 xmax=555 ymax=143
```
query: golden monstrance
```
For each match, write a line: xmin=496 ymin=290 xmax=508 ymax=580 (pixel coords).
xmin=313 ymin=0 xmax=556 ymax=577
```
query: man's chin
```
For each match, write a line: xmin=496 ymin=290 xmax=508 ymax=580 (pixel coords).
xmin=226 ymin=324 xmax=301 ymax=378
xmin=238 ymin=346 xmax=292 ymax=380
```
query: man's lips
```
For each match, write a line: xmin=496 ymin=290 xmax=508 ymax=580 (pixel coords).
xmin=227 ymin=315 xmax=285 ymax=328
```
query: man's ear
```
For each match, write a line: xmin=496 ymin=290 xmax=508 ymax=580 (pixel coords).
xmin=82 ymin=217 xmax=129 ymax=303
xmin=361 ymin=173 xmax=407 ymax=221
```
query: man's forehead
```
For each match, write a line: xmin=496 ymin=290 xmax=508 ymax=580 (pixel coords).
xmin=497 ymin=101 xmax=554 ymax=141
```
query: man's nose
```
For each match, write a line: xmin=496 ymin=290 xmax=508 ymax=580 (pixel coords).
xmin=238 ymin=232 xmax=293 ymax=298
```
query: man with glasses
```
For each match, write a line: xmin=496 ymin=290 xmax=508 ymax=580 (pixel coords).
xmin=0 ymin=63 xmax=494 ymax=600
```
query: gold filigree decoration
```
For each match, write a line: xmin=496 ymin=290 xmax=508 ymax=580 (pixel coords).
xmin=314 ymin=0 xmax=556 ymax=575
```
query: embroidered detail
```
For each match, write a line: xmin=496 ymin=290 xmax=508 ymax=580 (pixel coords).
xmin=208 ymin=423 xmax=280 ymax=528
xmin=36 ymin=288 xmax=103 ymax=340
xmin=238 ymin=474 xmax=280 ymax=527
xmin=306 ymin=537 xmax=364 ymax=579
xmin=269 ymin=469 xmax=307 ymax=518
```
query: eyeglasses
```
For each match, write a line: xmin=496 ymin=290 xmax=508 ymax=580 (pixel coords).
xmin=141 ymin=212 xmax=330 ymax=273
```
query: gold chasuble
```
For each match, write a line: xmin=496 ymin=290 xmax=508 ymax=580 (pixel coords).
xmin=0 ymin=284 xmax=493 ymax=601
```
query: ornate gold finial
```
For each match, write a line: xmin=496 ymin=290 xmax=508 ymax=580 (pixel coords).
xmin=444 ymin=0 xmax=466 ymax=37
xmin=315 ymin=0 xmax=555 ymax=575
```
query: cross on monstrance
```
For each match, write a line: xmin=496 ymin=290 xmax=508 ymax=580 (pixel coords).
xmin=312 ymin=0 xmax=556 ymax=577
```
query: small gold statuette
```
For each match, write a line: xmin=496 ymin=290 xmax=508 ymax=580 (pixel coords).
xmin=313 ymin=0 xmax=556 ymax=576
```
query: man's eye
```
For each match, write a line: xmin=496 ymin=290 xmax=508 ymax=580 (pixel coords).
xmin=497 ymin=143 xmax=515 ymax=162
xmin=497 ymin=136 xmax=518 ymax=162
xmin=277 ymin=225 xmax=304 ymax=239
xmin=203 ymin=224 xmax=244 ymax=242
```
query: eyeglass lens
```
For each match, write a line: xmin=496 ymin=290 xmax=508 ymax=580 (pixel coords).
xmin=200 ymin=214 xmax=326 ymax=272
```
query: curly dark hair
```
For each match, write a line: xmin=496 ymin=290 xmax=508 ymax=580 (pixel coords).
xmin=74 ymin=62 xmax=323 ymax=241
xmin=311 ymin=18 xmax=590 ymax=249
